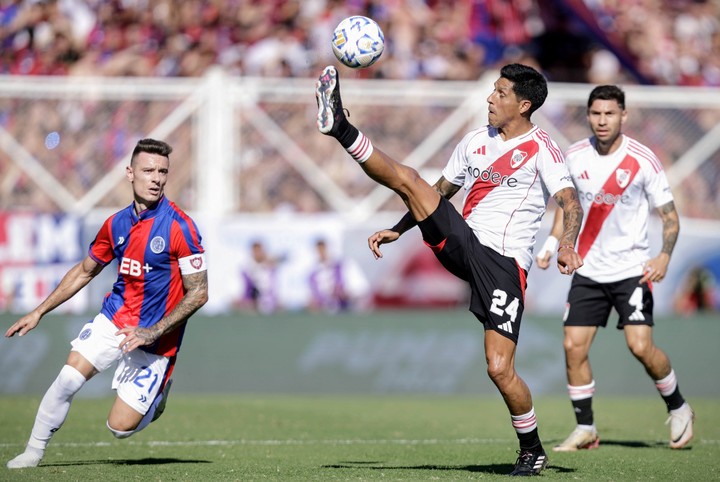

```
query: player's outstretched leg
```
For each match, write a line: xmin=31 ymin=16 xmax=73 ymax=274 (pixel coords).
xmin=667 ymin=402 xmax=694 ymax=449
xmin=7 ymin=364 xmax=87 ymax=469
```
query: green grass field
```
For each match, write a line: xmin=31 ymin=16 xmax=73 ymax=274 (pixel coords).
xmin=1 ymin=395 xmax=718 ymax=481
xmin=1 ymin=310 xmax=718 ymax=480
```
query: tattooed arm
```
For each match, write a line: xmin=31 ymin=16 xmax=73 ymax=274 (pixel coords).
xmin=640 ymin=201 xmax=679 ymax=284
xmin=117 ymin=270 xmax=209 ymax=353
xmin=553 ymin=186 xmax=584 ymax=275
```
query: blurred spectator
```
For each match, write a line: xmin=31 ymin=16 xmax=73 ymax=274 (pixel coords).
xmin=237 ymin=239 xmax=284 ymax=314
xmin=307 ymin=238 xmax=370 ymax=313
xmin=674 ymin=266 xmax=717 ymax=316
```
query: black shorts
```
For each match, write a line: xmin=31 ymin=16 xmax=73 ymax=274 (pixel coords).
xmin=417 ymin=197 xmax=527 ymax=344
xmin=564 ymin=273 xmax=655 ymax=329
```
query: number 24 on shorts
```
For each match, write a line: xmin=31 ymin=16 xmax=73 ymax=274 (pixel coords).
xmin=490 ymin=289 xmax=520 ymax=322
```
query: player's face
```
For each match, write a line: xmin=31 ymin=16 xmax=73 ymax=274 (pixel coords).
xmin=127 ymin=152 xmax=169 ymax=209
xmin=486 ymin=78 xmax=527 ymax=130
xmin=587 ymin=99 xmax=626 ymax=147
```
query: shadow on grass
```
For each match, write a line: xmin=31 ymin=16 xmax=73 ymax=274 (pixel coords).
xmin=42 ymin=457 xmax=211 ymax=467
xmin=599 ymin=439 xmax=671 ymax=449
xmin=324 ymin=462 xmax=576 ymax=475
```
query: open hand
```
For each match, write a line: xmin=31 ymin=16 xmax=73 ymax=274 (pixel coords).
xmin=367 ymin=229 xmax=400 ymax=259
xmin=5 ymin=312 xmax=41 ymax=338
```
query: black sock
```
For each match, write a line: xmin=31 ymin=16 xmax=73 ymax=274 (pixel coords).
xmin=572 ymin=397 xmax=594 ymax=426
xmin=336 ymin=121 xmax=358 ymax=149
xmin=662 ymin=387 xmax=685 ymax=412
xmin=517 ymin=428 xmax=543 ymax=452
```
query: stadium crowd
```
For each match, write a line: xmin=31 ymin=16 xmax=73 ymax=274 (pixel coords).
xmin=0 ymin=0 xmax=717 ymax=85
xmin=0 ymin=0 xmax=718 ymax=219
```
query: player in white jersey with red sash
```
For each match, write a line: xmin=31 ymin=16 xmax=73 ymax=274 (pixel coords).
xmin=316 ymin=63 xmax=585 ymax=476
xmin=443 ymin=124 xmax=573 ymax=272
xmin=536 ymin=85 xmax=694 ymax=452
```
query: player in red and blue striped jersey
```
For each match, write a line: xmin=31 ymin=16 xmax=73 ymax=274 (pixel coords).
xmin=5 ymin=138 xmax=208 ymax=469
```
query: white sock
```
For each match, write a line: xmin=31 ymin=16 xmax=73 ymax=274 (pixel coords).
xmin=27 ymin=365 xmax=86 ymax=451
xmin=511 ymin=407 xmax=538 ymax=434
xmin=655 ymin=370 xmax=677 ymax=397
xmin=346 ymin=131 xmax=374 ymax=163
xmin=568 ymin=380 xmax=596 ymax=401
xmin=106 ymin=420 xmax=134 ymax=439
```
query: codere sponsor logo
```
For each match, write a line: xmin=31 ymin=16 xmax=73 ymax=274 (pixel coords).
xmin=466 ymin=165 xmax=518 ymax=187
xmin=579 ymin=190 xmax=629 ymax=205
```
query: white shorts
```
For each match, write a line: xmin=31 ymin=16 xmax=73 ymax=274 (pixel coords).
xmin=71 ymin=313 xmax=171 ymax=415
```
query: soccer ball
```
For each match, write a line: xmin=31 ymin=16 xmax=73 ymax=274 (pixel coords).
xmin=331 ymin=16 xmax=385 ymax=69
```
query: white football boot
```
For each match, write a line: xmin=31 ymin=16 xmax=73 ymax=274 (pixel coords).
xmin=553 ymin=426 xmax=600 ymax=452
xmin=667 ymin=402 xmax=695 ymax=449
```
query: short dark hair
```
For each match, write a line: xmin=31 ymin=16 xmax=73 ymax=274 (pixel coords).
xmin=500 ymin=63 xmax=548 ymax=116
xmin=587 ymin=85 xmax=625 ymax=110
xmin=131 ymin=138 xmax=172 ymax=164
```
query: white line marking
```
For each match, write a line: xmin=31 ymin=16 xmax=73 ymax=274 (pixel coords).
xmin=1 ymin=438 xmax=718 ymax=449
xmin=0 ymin=438 xmax=509 ymax=449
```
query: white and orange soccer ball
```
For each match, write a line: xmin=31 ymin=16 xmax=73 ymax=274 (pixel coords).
xmin=331 ymin=16 xmax=385 ymax=69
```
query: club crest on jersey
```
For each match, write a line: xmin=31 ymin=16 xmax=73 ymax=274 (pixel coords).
xmin=615 ymin=168 xmax=631 ymax=188
xmin=150 ymin=236 xmax=166 ymax=254
xmin=190 ymin=256 xmax=203 ymax=269
xmin=510 ymin=149 xmax=527 ymax=169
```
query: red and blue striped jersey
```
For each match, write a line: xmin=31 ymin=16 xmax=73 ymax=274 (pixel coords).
xmin=89 ymin=196 xmax=206 ymax=357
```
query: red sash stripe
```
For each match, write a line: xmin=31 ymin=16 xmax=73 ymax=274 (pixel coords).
xmin=462 ymin=139 xmax=539 ymax=218
xmin=577 ymin=154 xmax=641 ymax=258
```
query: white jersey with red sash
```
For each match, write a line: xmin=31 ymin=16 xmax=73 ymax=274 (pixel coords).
xmin=442 ymin=125 xmax=574 ymax=271
xmin=565 ymin=134 xmax=673 ymax=283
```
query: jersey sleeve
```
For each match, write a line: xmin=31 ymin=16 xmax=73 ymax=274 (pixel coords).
xmin=88 ymin=216 xmax=116 ymax=266
xmin=537 ymin=135 xmax=574 ymax=196
xmin=643 ymin=158 xmax=674 ymax=209
xmin=441 ymin=131 xmax=473 ymax=186
xmin=170 ymin=216 xmax=207 ymax=275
